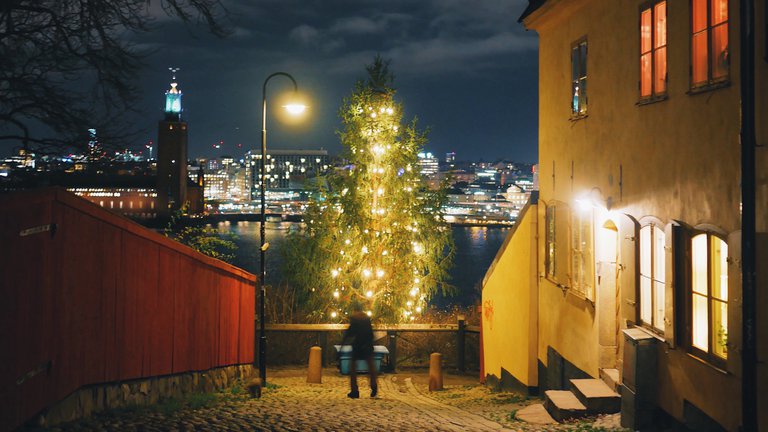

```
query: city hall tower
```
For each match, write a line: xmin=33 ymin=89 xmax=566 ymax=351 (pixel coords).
xmin=156 ymin=68 xmax=188 ymax=214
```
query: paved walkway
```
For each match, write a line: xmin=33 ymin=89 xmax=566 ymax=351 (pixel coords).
xmin=24 ymin=368 xmax=624 ymax=432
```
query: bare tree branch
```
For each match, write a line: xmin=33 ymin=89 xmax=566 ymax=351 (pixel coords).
xmin=0 ymin=0 xmax=226 ymax=155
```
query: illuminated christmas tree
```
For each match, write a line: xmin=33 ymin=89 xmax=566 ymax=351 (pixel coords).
xmin=283 ymin=57 xmax=454 ymax=323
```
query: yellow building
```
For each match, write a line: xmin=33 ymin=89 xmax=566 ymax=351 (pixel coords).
xmin=482 ymin=1 xmax=767 ymax=430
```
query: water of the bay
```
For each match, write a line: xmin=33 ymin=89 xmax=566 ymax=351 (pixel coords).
xmin=216 ymin=221 xmax=509 ymax=309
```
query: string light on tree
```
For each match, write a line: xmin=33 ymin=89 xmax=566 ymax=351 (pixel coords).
xmin=283 ymin=57 xmax=454 ymax=324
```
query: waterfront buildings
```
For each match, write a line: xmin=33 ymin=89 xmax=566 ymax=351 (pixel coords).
xmin=244 ymin=149 xmax=329 ymax=197
xmin=482 ymin=1 xmax=767 ymax=430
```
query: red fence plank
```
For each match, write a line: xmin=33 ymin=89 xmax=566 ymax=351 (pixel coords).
xmin=0 ymin=189 xmax=256 ymax=432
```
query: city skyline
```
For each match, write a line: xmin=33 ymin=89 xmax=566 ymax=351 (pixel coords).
xmin=125 ymin=0 xmax=538 ymax=163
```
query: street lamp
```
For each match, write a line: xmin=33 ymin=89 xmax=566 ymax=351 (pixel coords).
xmin=258 ymin=72 xmax=306 ymax=385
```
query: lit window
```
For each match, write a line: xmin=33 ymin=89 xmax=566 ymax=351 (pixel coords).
xmin=639 ymin=224 xmax=666 ymax=331
xmin=691 ymin=0 xmax=729 ymax=87
xmin=545 ymin=205 xmax=556 ymax=279
xmin=640 ymin=1 xmax=667 ymax=98
xmin=690 ymin=233 xmax=728 ymax=361
xmin=571 ymin=38 xmax=588 ymax=116
xmin=571 ymin=207 xmax=594 ymax=301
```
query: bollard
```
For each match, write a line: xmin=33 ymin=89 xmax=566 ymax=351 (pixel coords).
xmin=428 ymin=352 xmax=443 ymax=391
xmin=307 ymin=346 xmax=323 ymax=383
xmin=247 ymin=378 xmax=262 ymax=398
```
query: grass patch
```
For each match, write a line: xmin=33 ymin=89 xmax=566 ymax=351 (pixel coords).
xmin=507 ymin=409 xmax=518 ymax=421
xmin=489 ymin=393 xmax=527 ymax=404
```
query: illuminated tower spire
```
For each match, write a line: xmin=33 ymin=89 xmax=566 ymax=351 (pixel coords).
xmin=164 ymin=67 xmax=183 ymax=121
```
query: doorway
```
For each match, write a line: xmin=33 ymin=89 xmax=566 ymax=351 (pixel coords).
xmin=596 ymin=220 xmax=619 ymax=370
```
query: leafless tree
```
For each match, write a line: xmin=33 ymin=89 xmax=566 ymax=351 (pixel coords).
xmin=0 ymin=0 xmax=226 ymax=155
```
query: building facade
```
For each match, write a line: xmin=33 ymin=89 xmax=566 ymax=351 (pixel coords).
xmin=245 ymin=149 xmax=329 ymax=197
xmin=482 ymin=1 xmax=767 ymax=430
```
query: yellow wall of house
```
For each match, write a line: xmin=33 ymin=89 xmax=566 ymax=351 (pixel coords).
xmin=525 ymin=0 xmax=767 ymax=430
xmin=481 ymin=203 xmax=538 ymax=387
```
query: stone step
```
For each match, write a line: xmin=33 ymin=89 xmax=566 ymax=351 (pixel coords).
xmin=544 ymin=390 xmax=587 ymax=422
xmin=515 ymin=403 xmax=557 ymax=424
xmin=599 ymin=368 xmax=620 ymax=392
xmin=570 ymin=378 xmax=621 ymax=414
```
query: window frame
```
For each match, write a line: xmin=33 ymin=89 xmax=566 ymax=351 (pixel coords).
xmin=639 ymin=1 xmax=668 ymax=102
xmin=689 ymin=0 xmax=730 ymax=91
xmin=570 ymin=36 xmax=589 ymax=119
xmin=686 ymin=230 xmax=729 ymax=368
xmin=545 ymin=204 xmax=556 ymax=280
xmin=570 ymin=206 xmax=595 ymax=301
xmin=639 ymin=222 xmax=666 ymax=334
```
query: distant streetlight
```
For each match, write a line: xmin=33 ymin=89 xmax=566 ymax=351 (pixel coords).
xmin=258 ymin=72 xmax=307 ymax=385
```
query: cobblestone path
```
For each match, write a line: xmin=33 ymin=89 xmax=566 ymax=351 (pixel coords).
xmin=24 ymin=369 xmax=624 ymax=432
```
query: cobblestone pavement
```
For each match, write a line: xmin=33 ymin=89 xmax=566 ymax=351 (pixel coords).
xmin=23 ymin=368 xmax=627 ymax=432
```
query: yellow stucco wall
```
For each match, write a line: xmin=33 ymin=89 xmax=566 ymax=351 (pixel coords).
xmin=524 ymin=0 xmax=767 ymax=430
xmin=481 ymin=202 xmax=538 ymax=388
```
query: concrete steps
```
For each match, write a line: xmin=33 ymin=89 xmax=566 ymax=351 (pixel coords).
xmin=570 ymin=378 xmax=621 ymax=414
xmin=544 ymin=378 xmax=621 ymax=422
xmin=544 ymin=390 xmax=587 ymax=422
xmin=599 ymin=368 xmax=620 ymax=392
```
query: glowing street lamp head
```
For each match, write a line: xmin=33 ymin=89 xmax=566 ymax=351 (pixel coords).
xmin=283 ymin=103 xmax=307 ymax=115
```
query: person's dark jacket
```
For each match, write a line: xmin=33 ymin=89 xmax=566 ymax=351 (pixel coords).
xmin=343 ymin=311 xmax=374 ymax=360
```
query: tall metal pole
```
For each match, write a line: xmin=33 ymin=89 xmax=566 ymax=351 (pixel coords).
xmin=739 ymin=1 xmax=757 ymax=430
xmin=258 ymin=72 xmax=298 ymax=386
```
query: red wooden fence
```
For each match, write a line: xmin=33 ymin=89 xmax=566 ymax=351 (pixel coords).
xmin=0 ymin=188 xmax=256 ymax=431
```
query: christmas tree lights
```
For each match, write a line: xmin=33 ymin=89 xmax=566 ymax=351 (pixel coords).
xmin=283 ymin=57 xmax=454 ymax=323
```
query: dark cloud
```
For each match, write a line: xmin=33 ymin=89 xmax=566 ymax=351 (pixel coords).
xmin=126 ymin=0 xmax=538 ymax=162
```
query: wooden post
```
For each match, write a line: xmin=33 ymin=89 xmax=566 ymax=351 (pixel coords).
xmin=429 ymin=353 xmax=443 ymax=391
xmin=387 ymin=330 xmax=397 ymax=372
xmin=307 ymin=346 xmax=322 ymax=383
xmin=457 ymin=315 xmax=466 ymax=372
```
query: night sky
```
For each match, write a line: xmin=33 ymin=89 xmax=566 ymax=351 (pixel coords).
xmin=131 ymin=0 xmax=539 ymax=163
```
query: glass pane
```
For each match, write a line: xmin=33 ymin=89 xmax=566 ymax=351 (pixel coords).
xmin=711 ymin=0 xmax=728 ymax=25
xmin=640 ymin=226 xmax=651 ymax=275
xmin=692 ymin=234 xmax=708 ymax=295
xmin=572 ymin=46 xmax=580 ymax=82
xmin=641 ymin=9 xmax=652 ymax=53
xmin=712 ymin=23 xmax=729 ymax=79
xmin=692 ymin=32 xmax=709 ymax=84
xmin=641 ymin=276 xmax=652 ymax=324
xmin=654 ymin=47 xmax=667 ymax=94
xmin=711 ymin=236 xmax=728 ymax=301
xmin=579 ymin=43 xmax=588 ymax=77
xmin=641 ymin=54 xmax=652 ymax=96
xmin=654 ymin=280 xmax=665 ymax=331
xmin=655 ymin=2 xmax=667 ymax=48
xmin=654 ymin=226 xmax=666 ymax=282
xmin=693 ymin=0 xmax=708 ymax=32
xmin=712 ymin=299 xmax=728 ymax=358
xmin=572 ymin=81 xmax=580 ymax=114
xmin=579 ymin=78 xmax=587 ymax=113
xmin=693 ymin=293 xmax=709 ymax=351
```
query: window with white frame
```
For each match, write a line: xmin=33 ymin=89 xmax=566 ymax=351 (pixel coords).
xmin=571 ymin=208 xmax=594 ymax=301
xmin=639 ymin=224 xmax=666 ymax=332
xmin=690 ymin=233 xmax=728 ymax=362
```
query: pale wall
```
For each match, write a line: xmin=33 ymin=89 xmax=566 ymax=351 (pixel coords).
xmin=481 ymin=203 xmax=538 ymax=388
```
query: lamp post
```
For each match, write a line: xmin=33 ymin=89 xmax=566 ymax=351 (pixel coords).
xmin=258 ymin=72 xmax=305 ymax=385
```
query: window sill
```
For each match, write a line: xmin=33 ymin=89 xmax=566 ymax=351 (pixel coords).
xmin=685 ymin=352 xmax=729 ymax=375
xmin=632 ymin=325 xmax=665 ymax=343
xmin=687 ymin=80 xmax=731 ymax=95
xmin=636 ymin=95 xmax=668 ymax=106
xmin=569 ymin=113 xmax=588 ymax=122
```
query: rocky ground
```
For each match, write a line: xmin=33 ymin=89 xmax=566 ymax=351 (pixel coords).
xmin=20 ymin=367 xmax=628 ymax=432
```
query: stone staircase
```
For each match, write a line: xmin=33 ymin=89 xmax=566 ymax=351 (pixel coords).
xmin=543 ymin=369 xmax=621 ymax=422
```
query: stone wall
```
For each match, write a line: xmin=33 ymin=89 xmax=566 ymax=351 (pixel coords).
xmin=31 ymin=364 xmax=255 ymax=428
